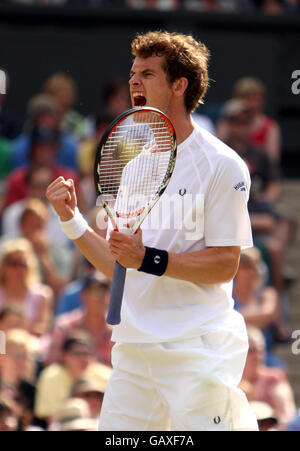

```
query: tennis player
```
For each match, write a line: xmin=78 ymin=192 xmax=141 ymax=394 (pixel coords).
xmin=46 ymin=31 xmax=258 ymax=431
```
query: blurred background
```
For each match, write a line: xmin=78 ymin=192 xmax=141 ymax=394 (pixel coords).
xmin=0 ymin=0 xmax=299 ymax=432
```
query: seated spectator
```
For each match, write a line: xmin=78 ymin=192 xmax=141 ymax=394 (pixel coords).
xmin=70 ymin=377 xmax=106 ymax=419
xmin=5 ymin=125 xmax=86 ymax=213
xmin=55 ymin=259 xmax=99 ymax=316
xmin=0 ymin=329 xmax=39 ymax=424
xmin=239 ymin=326 xmax=296 ymax=430
xmin=218 ymin=77 xmax=282 ymax=164
xmin=50 ymin=398 xmax=96 ymax=432
xmin=221 ymin=98 xmax=294 ymax=295
xmin=0 ymin=239 xmax=53 ymax=336
xmin=34 ymin=332 xmax=112 ymax=425
xmin=1 ymin=166 xmax=70 ymax=245
xmin=233 ymin=247 xmax=282 ymax=367
xmin=12 ymin=93 xmax=78 ymax=172
xmin=18 ymin=199 xmax=73 ymax=299
xmin=46 ymin=272 xmax=112 ymax=367
xmin=43 ymin=73 xmax=87 ymax=142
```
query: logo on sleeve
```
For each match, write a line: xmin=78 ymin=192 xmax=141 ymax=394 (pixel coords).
xmin=234 ymin=181 xmax=246 ymax=192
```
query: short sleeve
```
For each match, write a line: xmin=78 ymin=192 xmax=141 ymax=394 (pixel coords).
xmin=204 ymin=157 xmax=253 ymax=249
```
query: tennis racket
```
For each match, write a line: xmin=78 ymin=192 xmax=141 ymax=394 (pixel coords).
xmin=94 ymin=107 xmax=177 ymax=325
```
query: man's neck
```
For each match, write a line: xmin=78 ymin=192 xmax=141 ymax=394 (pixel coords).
xmin=170 ymin=110 xmax=194 ymax=146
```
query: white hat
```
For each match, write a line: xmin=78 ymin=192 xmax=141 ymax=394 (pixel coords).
xmin=56 ymin=398 xmax=97 ymax=431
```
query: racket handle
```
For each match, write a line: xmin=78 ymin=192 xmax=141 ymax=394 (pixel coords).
xmin=106 ymin=262 xmax=127 ymax=325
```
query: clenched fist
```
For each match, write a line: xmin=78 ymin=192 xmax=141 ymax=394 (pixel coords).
xmin=46 ymin=176 xmax=77 ymax=221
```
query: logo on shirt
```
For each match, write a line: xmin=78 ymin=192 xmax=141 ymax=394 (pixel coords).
xmin=214 ymin=416 xmax=221 ymax=425
xmin=179 ymin=188 xmax=187 ymax=196
xmin=234 ymin=181 xmax=246 ymax=192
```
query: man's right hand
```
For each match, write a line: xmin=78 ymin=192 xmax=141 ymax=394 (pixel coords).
xmin=46 ymin=176 xmax=77 ymax=222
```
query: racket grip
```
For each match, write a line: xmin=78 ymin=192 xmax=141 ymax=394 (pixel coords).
xmin=106 ymin=262 xmax=127 ymax=325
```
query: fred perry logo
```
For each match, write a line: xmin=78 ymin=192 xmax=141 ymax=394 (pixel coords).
xmin=154 ymin=255 xmax=161 ymax=264
xmin=179 ymin=188 xmax=187 ymax=196
xmin=214 ymin=416 xmax=221 ymax=425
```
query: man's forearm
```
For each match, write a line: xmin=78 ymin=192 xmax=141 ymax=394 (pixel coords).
xmin=74 ymin=228 xmax=115 ymax=280
xmin=165 ymin=246 xmax=241 ymax=285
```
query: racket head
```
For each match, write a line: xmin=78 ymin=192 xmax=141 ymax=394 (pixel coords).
xmin=94 ymin=107 xmax=177 ymax=233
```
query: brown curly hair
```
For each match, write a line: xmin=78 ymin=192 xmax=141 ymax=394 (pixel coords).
xmin=131 ymin=31 xmax=210 ymax=113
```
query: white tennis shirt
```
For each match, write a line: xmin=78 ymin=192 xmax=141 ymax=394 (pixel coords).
xmin=111 ymin=124 xmax=253 ymax=343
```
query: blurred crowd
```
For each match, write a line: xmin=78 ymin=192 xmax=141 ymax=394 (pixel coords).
xmin=0 ymin=67 xmax=298 ymax=431
xmin=1 ymin=0 xmax=300 ymax=14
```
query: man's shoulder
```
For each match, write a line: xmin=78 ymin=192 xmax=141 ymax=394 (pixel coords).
xmin=193 ymin=126 xmax=248 ymax=172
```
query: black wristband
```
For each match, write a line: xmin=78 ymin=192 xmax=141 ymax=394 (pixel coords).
xmin=138 ymin=246 xmax=168 ymax=276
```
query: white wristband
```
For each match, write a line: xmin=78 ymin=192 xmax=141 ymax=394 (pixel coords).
xmin=60 ymin=207 xmax=88 ymax=240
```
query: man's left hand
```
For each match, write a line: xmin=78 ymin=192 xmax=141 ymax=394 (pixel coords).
xmin=108 ymin=228 xmax=146 ymax=269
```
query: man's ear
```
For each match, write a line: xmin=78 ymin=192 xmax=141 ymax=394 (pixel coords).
xmin=172 ymin=77 xmax=188 ymax=97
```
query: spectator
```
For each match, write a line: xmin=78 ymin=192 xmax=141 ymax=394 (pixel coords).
xmin=70 ymin=377 xmax=106 ymax=419
xmin=4 ymin=125 xmax=86 ymax=213
xmin=78 ymin=112 xmax=114 ymax=209
xmin=221 ymin=98 xmax=294 ymax=295
xmin=217 ymin=78 xmax=282 ymax=164
xmin=18 ymin=199 xmax=73 ymax=298
xmin=34 ymin=332 xmax=112 ymax=425
xmin=0 ymin=239 xmax=53 ymax=336
xmin=43 ymin=72 xmax=87 ymax=141
xmin=0 ymin=329 xmax=39 ymax=417
xmin=46 ymin=272 xmax=112 ymax=367
xmin=240 ymin=326 xmax=296 ymax=430
xmin=102 ymin=77 xmax=130 ymax=118
xmin=12 ymin=93 xmax=78 ymax=172
xmin=235 ymin=77 xmax=281 ymax=164
xmin=1 ymin=166 xmax=70 ymax=245
xmin=51 ymin=398 xmax=96 ymax=431
xmin=233 ymin=247 xmax=282 ymax=367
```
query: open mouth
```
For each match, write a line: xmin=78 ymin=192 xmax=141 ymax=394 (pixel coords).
xmin=132 ymin=93 xmax=146 ymax=107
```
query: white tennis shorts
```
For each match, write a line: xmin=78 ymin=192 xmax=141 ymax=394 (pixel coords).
xmin=98 ymin=313 xmax=258 ymax=431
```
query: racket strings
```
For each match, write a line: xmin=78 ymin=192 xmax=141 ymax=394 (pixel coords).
xmin=98 ymin=111 xmax=174 ymax=217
